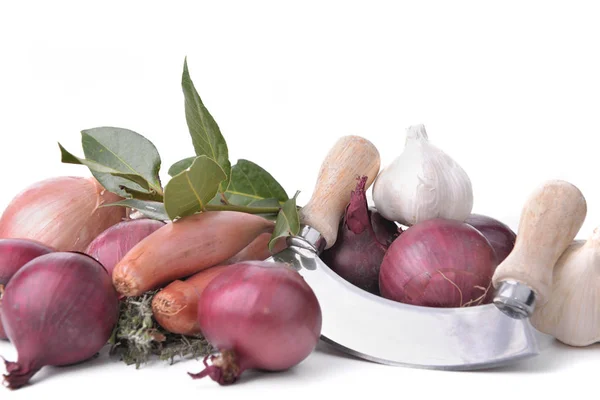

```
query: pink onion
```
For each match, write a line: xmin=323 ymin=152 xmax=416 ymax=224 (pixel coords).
xmin=0 ymin=239 xmax=55 ymax=340
xmin=321 ymin=176 xmax=400 ymax=294
xmin=85 ymin=219 xmax=165 ymax=277
xmin=465 ymin=213 xmax=516 ymax=263
xmin=0 ymin=176 xmax=126 ymax=252
xmin=379 ymin=218 xmax=498 ymax=307
xmin=1 ymin=252 xmax=119 ymax=389
xmin=189 ymin=261 xmax=322 ymax=385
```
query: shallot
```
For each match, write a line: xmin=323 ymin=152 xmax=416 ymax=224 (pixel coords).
xmin=112 ymin=211 xmax=273 ymax=297
xmin=189 ymin=261 xmax=322 ymax=385
xmin=152 ymin=264 xmax=233 ymax=336
xmin=153 ymin=232 xmax=276 ymax=335
xmin=1 ymin=252 xmax=119 ymax=389
xmin=379 ymin=218 xmax=498 ymax=307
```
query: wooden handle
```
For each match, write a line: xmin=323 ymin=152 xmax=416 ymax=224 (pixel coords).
xmin=299 ymin=135 xmax=381 ymax=249
xmin=492 ymin=179 xmax=587 ymax=306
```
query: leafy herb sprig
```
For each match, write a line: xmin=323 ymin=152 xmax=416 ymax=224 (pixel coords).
xmin=59 ymin=57 xmax=300 ymax=247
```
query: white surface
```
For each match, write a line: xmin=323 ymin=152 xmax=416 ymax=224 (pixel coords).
xmin=1 ymin=0 xmax=600 ymax=398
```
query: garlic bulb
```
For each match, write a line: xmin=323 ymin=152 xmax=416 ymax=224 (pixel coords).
xmin=0 ymin=176 xmax=126 ymax=252
xmin=530 ymin=227 xmax=600 ymax=347
xmin=372 ymin=124 xmax=473 ymax=226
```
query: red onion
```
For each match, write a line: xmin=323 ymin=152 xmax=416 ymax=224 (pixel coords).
xmin=1 ymin=252 xmax=119 ymax=389
xmin=189 ymin=261 xmax=322 ymax=385
xmin=321 ymin=176 xmax=400 ymax=295
xmin=85 ymin=219 xmax=165 ymax=277
xmin=0 ymin=239 xmax=55 ymax=340
xmin=465 ymin=213 xmax=516 ymax=263
xmin=379 ymin=218 xmax=498 ymax=308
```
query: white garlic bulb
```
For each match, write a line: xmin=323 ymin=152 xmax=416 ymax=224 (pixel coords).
xmin=372 ymin=124 xmax=473 ymax=226
xmin=530 ymin=227 xmax=600 ymax=347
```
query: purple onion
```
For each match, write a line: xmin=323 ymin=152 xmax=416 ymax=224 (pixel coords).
xmin=85 ymin=218 xmax=165 ymax=277
xmin=321 ymin=176 xmax=400 ymax=295
xmin=190 ymin=261 xmax=322 ymax=385
xmin=0 ymin=239 xmax=55 ymax=340
xmin=465 ymin=213 xmax=517 ymax=263
xmin=379 ymin=218 xmax=498 ymax=308
xmin=1 ymin=252 xmax=119 ymax=389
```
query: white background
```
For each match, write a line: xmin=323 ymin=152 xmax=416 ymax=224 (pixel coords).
xmin=1 ymin=0 xmax=600 ymax=398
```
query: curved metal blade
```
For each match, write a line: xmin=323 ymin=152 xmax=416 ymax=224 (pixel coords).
xmin=268 ymin=248 xmax=540 ymax=371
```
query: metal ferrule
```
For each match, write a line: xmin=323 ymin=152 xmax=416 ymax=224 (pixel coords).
xmin=493 ymin=280 xmax=536 ymax=319
xmin=286 ymin=225 xmax=327 ymax=257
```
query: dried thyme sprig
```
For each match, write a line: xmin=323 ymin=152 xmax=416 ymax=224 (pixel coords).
xmin=108 ymin=290 xmax=214 ymax=368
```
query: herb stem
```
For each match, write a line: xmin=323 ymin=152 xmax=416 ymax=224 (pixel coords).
xmin=152 ymin=186 xmax=165 ymax=197
xmin=205 ymin=204 xmax=280 ymax=214
xmin=219 ymin=191 xmax=230 ymax=205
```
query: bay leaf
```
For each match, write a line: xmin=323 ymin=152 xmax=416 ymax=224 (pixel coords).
xmin=82 ymin=127 xmax=163 ymax=194
xmin=101 ymin=199 xmax=169 ymax=221
xmin=182 ymin=59 xmax=231 ymax=192
xmin=269 ymin=191 xmax=301 ymax=251
xmin=59 ymin=127 xmax=163 ymax=199
xmin=167 ymin=156 xmax=195 ymax=177
xmin=218 ymin=159 xmax=289 ymax=206
xmin=163 ymin=155 xmax=227 ymax=220
xmin=59 ymin=143 xmax=150 ymax=190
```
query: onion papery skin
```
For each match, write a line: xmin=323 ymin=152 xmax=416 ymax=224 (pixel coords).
xmin=85 ymin=219 xmax=165 ymax=277
xmin=321 ymin=176 xmax=400 ymax=295
xmin=1 ymin=252 xmax=119 ymax=390
xmin=0 ymin=239 xmax=55 ymax=340
xmin=379 ymin=218 xmax=498 ymax=308
xmin=0 ymin=176 xmax=125 ymax=252
xmin=465 ymin=213 xmax=516 ymax=263
xmin=189 ymin=261 xmax=322 ymax=385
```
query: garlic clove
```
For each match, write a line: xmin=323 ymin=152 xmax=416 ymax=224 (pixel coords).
xmin=530 ymin=227 xmax=600 ymax=346
xmin=0 ymin=176 xmax=126 ymax=252
xmin=372 ymin=124 xmax=473 ymax=226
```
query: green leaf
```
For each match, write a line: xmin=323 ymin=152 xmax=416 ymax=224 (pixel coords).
xmin=216 ymin=159 xmax=289 ymax=207
xmin=83 ymin=127 xmax=163 ymax=193
xmin=101 ymin=199 xmax=169 ymax=221
xmin=59 ymin=143 xmax=151 ymax=191
xmin=163 ymin=155 xmax=227 ymax=220
xmin=182 ymin=58 xmax=231 ymax=192
xmin=167 ymin=157 xmax=196 ymax=177
xmin=59 ymin=127 xmax=163 ymax=199
xmin=269 ymin=191 xmax=301 ymax=251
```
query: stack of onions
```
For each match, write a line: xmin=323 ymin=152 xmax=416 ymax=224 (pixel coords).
xmin=0 ymin=175 xmax=125 ymax=389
